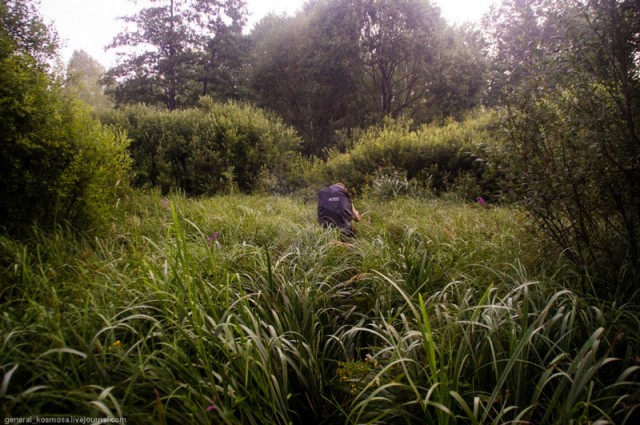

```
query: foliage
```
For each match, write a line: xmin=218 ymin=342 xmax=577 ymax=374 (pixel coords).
xmin=249 ymin=6 xmax=372 ymax=156
xmin=0 ymin=2 xmax=131 ymax=234
xmin=98 ymin=0 xmax=488 ymax=154
xmin=481 ymin=0 xmax=556 ymax=106
xmin=0 ymin=0 xmax=59 ymax=69
xmin=424 ymin=23 xmax=488 ymax=121
xmin=247 ymin=0 xmax=487 ymax=155
xmin=336 ymin=273 xmax=639 ymax=424
xmin=200 ymin=5 xmax=250 ymax=102
xmin=489 ymin=0 xmax=640 ymax=285
xmin=100 ymin=98 xmax=303 ymax=195
xmin=64 ymin=50 xmax=113 ymax=111
xmin=0 ymin=62 xmax=131 ymax=231
xmin=354 ymin=0 xmax=444 ymax=117
xmin=104 ymin=0 xmax=248 ymax=110
xmin=0 ymin=192 xmax=637 ymax=422
xmin=323 ymin=111 xmax=505 ymax=200
xmin=367 ymin=169 xmax=434 ymax=201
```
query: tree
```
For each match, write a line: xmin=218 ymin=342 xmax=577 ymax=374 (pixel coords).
xmin=494 ymin=0 xmax=640 ymax=287
xmin=65 ymin=50 xmax=113 ymax=110
xmin=352 ymin=0 xmax=487 ymax=122
xmin=413 ymin=23 xmax=488 ymax=122
xmin=355 ymin=0 xmax=443 ymax=118
xmin=0 ymin=0 xmax=59 ymax=69
xmin=249 ymin=2 xmax=373 ymax=155
xmin=105 ymin=0 xmax=247 ymax=110
xmin=248 ymin=0 xmax=487 ymax=155
xmin=196 ymin=0 xmax=249 ymax=101
xmin=481 ymin=0 xmax=557 ymax=105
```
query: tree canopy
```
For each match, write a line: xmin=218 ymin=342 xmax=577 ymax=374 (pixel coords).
xmin=246 ymin=0 xmax=486 ymax=155
xmin=97 ymin=0 xmax=490 ymax=154
xmin=65 ymin=50 xmax=113 ymax=110
xmin=104 ymin=0 xmax=248 ymax=110
xmin=0 ymin=0 xmax=59 ymax=68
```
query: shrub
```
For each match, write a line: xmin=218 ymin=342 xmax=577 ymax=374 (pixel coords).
xmin=323 ymin=111 xmax=505 ymax=200
xmin=496 ymin=0 xmax=640 ymax=292
xmin=506 ymin=82 xmax=640 ymax=290
xmin=366 ymin=169 xmax=434 ymax=200
xmin=0 ymin=50 xmax=131 ymax=234
xmin=100 ymin=98 xmax=303 ymax=196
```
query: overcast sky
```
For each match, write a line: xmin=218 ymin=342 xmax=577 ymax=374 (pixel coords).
xmin=39 ymin=0 xmax=497 ymax=69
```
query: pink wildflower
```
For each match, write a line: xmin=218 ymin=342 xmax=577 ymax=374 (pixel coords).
xmin=206 ymin=231 xmax=222 ymax=247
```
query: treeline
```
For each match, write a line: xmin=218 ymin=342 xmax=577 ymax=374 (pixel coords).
xmin=99 ymin=0 xmax=486 ymax=155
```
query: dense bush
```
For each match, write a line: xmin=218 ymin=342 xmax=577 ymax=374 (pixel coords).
xmin=323 ymin=111 xmax=505 ymax=200
xmin=100 ymin=98 xmax=304 ymax=196
xmin=0 ymin=46 xmax=131 ymax=234
xmin=507 ymin=85 xmax=640 ymax=284
xmin=501 ymin=1 xmax=640 ymax=287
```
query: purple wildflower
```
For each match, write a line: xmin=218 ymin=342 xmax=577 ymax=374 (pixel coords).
xmin=207 ymin=403 xmax=218 ymax=412
xmin=206 ymin=231 xmax=222 ymax=247
xmin=476 ymin=197 xmax=488 ymax=208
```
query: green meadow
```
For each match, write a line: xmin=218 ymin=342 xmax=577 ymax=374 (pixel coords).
xmin=2 ymin=192 xmax=638 ymax=423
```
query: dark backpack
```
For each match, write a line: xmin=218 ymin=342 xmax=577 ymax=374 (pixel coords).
xmin=317 ymin=184 xmax=354 ymax=230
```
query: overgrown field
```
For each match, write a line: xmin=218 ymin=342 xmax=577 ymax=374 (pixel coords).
xmin=1 ymin=192 xmax=638 ymax=423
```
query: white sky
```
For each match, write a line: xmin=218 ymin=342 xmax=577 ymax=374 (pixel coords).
xmin=39 ymin=0 xmax=497 ymax=69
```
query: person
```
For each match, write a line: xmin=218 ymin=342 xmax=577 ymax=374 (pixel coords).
xmin=317 ymin=182 xmax=361 ymax=239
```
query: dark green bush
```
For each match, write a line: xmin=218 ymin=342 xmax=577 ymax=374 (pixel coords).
xmin=101 ymin=97 xmax=304 ymax=195
xmin=500 ymin=1 xmax=640 ymax=289
xmin=0 ymin=51 xmax=131 ymax=234
xmin=323 ymin=111 xmax=505 ymax=200
xmin=506 ymin=83 xmax=640 ymax=287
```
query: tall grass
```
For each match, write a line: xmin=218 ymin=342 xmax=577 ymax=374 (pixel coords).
xmin=335 ymin=267 xmax=640 ymax=424
xmin=1 ymin=192 xmax=638 ymax=423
